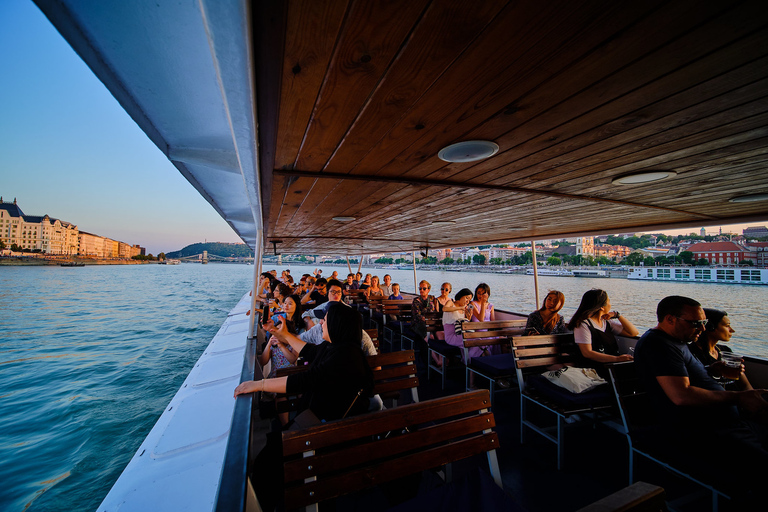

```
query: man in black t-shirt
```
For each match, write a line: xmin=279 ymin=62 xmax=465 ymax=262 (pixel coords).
xmin=634 ymin=295 xmax=768 ymax=498
xmin=301 ymin=277 xmax=328 ymax=306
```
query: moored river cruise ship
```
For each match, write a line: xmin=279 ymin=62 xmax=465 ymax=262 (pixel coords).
xmin=628 ymin=266 xmax=768 ymax=285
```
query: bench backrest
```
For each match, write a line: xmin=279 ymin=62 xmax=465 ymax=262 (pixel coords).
xmin=461 ymin=319 xmax=528 ymax=350
xmin=421 ymin=311 xmax=444 ymax=334
xmin=275 ymin=350 xmax=419 ymax=412
xmin=381 ymin=299 xmax=413 ymax=323
xmin=343 ymin=288 xmax=367 ymax=304
xmin=510 ymin=333 xmax=576 ymax=389
xmin=606 ymin=361 xmax=655 ymax=435
xmin=364 ymin=328 xmax=379 ymax=352
xmin=281 ymin=390 xmax=499 ymax=510
xmin=367 ymin=295 xmax=386 ymax=311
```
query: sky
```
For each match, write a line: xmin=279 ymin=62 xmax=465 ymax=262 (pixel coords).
xmin=0 ymin=2 xmax=763 ymax=257
xmin=0 ymin=0 xmax=241 ymax=255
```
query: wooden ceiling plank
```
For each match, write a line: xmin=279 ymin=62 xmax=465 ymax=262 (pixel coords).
xmin=420 ymin=43 xmax=768 ymax=191
xmin=360 ymin=0 xmax=731 ymax=181
xmin=274 ymin=0 xmax=350 ymax=169
xmin=396 ymin=4 xmax=768 ymax=192
xmin=268 ymin=176 xmax=324 ymax=237
xmin=294 ymin=0 xmax=431 ymax=171
xmin=346 ymin=0 xmax=634 ymax=175
xmin=324 ymin=0 xmax=509 ymax=173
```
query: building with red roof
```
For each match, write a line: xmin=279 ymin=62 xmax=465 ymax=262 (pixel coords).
xmin=687 ymin=241 xmax=756 ymax=266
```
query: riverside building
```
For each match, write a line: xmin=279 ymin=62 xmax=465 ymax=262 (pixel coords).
xmin=0 ymin=198 xmax=142 ymax=257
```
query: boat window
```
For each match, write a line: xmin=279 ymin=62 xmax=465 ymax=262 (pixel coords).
xmin=716 ymin=269 xmax=735 ymax=281
xmin=657 ymin=269 xmax=670 ymax=279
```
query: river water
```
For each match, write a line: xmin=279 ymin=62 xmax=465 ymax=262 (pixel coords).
xmin=1 ymin=262 xmax=766 ymax=511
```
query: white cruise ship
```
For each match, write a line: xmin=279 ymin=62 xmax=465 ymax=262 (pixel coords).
xmin=628 ymin=266 xmax=768 ymax=285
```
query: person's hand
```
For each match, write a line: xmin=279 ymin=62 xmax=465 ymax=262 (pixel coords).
xmin=234 ymin=380 xmax=259 ymax=397
xmin=710 ymin=360 xmax=744 ymax=380
xmin=616 ymin=354 xmax=633 ymax=362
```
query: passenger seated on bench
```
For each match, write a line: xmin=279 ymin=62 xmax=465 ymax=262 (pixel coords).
xmin=365 ymin=275 xmax=384 ymax=298
xmin=380 ymin=274 xmax=393 ymax=298
xmin=411 ymin=280 xmax=439 ymax=345
xmin=342 ymin=273 xmax=359 ymax=291
xmin=388 ymin=283 xmax=403 ymax=300
xmin=634 ymin=296 xmax=768 ymax=503
xmin=434 ymin=282 xmax=452 ymax=341
xmin=432 ymin=288 xmax=473 ymax=367
xmin=469 ymin=283 xmax=495 ymax=322
xmin=567 ymin=289 xmax=637 ymax=375
xmin=237 ymin=304 xmax=375 ymax=511
xmin=689 ymin=308 xmax=752 ymax=390
xmin=297 ymin=280 xmax=377 ymax=356
xmin=525 ymin=290 xmax=568 ymax=335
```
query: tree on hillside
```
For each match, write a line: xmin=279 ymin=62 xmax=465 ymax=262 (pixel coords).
xmin=547 ymin=256 xmax=561 ymax=266
xmin=441 ymin=257 xmax=454 ymax=265
xmin=472 ymin=254 xmax=486 ymax=265
xmin=622 ymin=252 xmax=644 ymax=266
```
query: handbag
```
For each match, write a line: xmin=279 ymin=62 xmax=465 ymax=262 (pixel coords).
xmin=542 ymin=366 xmax=606 ymax=394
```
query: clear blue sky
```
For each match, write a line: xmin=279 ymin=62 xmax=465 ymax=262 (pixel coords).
xmin=0 ymin=0 xmax=241 ymax=255
xmin=0 ymin=1 xmax=761 ymax=257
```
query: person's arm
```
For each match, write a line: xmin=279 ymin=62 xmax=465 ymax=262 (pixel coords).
xmin=656 ymin=376 xmax=766 ymax=411
xmin=607 ymin=312 xmax=639 ymax=337
xmin=300 ymin=287 xmax=314 ymax=304
xmin=234 ymin=376 xmax=288 ymax=397
xmin=489 ymin=305 xmax=496 ymax=321
xmin=575 ymin=322 xmax=632 ymax=363
xmin=258 ymin=344 xmax=271 ymax=366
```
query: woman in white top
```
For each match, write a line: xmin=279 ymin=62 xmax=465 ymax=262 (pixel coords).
xmin=566 ymin=289 xmax=638 ymax=374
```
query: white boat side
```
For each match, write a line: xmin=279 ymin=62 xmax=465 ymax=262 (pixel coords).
xmin=628 ymin=266 xmax=768 ymax=285
xmin=96 ymin=293 xmax=253 ymax=512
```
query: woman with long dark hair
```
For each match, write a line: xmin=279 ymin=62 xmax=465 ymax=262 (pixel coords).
xmin=567 ymin=289 xmax=638 ymax=372
xmin=526 ymin=290 xmax=567 ymax=335
xmin=236 ymin=303 xmax=374 ymax=510
xmin=690 ymin=308 xmax=751 ymax=389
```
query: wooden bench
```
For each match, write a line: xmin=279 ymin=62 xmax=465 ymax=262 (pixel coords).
xmin=607 ymin=362 xmax=730 ymax=511
xmin=275 ymin=350 xmax=419 ymax=415
xmin=281 ymin=390 xmax=502 ymax=511
xmin=381 ymin=299 xmax=413 ymax=351
xmin=366 ymin=295 xmax=387 ymax=331
xmin=511 ymin=334 xmax=614 ymax=470
xmin=460 ymin=320 xmax=527 ymax=400
xmin=575 ymin=481 xmax=667 ymax=512
xmin=364 ymin=328 xmax=379 ymax=353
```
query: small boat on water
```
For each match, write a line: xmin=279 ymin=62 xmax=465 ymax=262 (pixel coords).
xmin=59 ymin=261 xmax=84 ymax=267
xmin=628 ymin=266 xmax=768 ymax=285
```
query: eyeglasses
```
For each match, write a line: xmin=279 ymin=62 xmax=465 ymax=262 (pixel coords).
xmin=419 ymin=287 xmax=429 ymax=290
xmin=675 ymin=316 xmax=708 ymax=328
xmin=328 ymin=289 xmax=342 ymax=296
xmin=440 ymin=288 xmax=450 ymax=291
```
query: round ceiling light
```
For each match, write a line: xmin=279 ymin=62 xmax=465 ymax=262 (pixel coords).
xmin=430 ymin=220 xmax=457 ymax=226
xmin=611 ymin=171 xmax=677 ymax=185
xmin=438 ymin=140 xmax=499 ymax=163
xmin=332 ymin=216 xmax=356 ymax=222
xmin=729 ymin=194 xmax=768 ymax=203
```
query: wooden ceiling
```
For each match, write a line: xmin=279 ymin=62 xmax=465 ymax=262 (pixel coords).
xmin=254 ymin=0 xmax=768 ymax=255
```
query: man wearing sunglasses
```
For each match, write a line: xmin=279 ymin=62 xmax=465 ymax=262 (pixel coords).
xmin=634 ymin=295 xmax=768 ymax=500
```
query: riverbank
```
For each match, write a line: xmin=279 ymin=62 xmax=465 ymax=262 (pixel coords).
xmin=0 ymin=257 xmax=150 ymax=266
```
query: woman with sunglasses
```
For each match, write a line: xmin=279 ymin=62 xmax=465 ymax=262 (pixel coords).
xmin=567 ymin=289 xmax=638 ymax=375
xmin=690 ymin=308 xmax=751 ymax=389
xmin=434 ymin=283 xmax=453 ymax=341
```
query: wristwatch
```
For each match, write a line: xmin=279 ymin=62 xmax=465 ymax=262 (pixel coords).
xmin=613 ymin=311 xmax=621 ymax=319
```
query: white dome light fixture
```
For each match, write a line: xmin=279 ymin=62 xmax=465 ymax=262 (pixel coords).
xmin=611 ymin=171 xmax=677 ymax=185
xmin=438 ymin=140 xmax=499 ymax=163
xmin=729 ymin=194 xmax=768 ymax=203
xmin=332 ymin=216 xmax=356 ymax=222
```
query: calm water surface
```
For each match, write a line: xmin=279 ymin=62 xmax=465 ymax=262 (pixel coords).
xmin=2 ymin=263 xmax=767 ymax=511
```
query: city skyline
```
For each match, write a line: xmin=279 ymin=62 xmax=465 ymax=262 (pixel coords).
xmin=1 ymin=1 xmax=764 ymax=257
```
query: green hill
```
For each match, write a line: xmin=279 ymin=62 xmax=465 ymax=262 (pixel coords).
xmin=166 ymin=242 xmax=254 ymax=259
